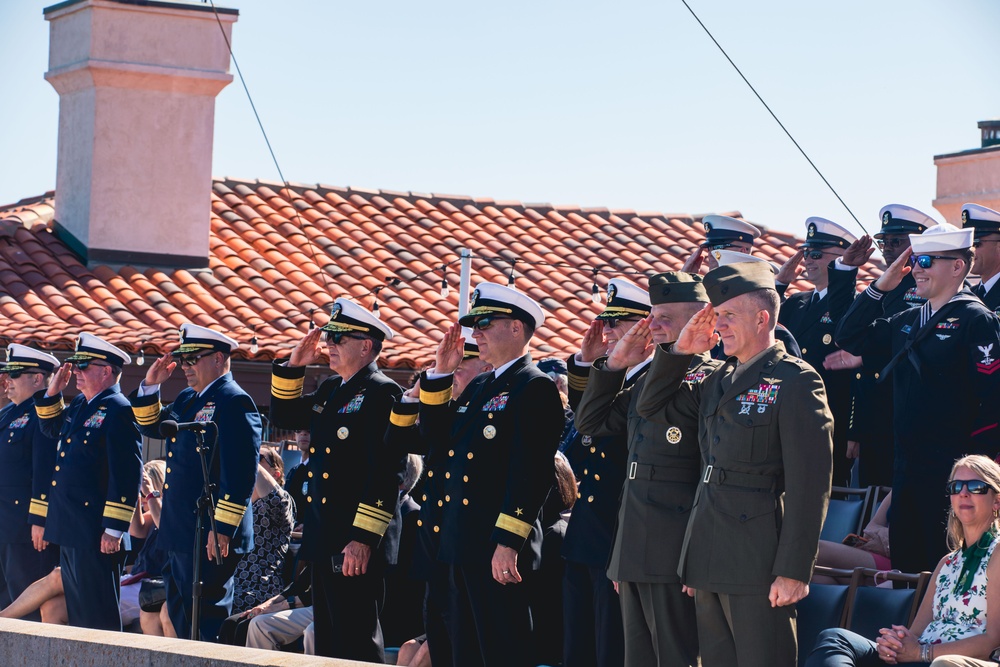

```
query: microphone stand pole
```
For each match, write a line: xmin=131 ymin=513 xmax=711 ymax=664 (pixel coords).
xmin=191 ymin=422 xmax=221 ymax=641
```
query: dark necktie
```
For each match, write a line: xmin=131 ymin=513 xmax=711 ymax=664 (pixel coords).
xmin=811 ymin=291 xmax=821 ymax=307
xmin=975 ymin=283 xmax=988 ymax=299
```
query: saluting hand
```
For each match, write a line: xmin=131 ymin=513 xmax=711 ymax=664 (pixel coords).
xmin=434 ymin=324 xmax=465 ymax=375
xmin=579 ymin=319 xmax=608 ymax=364
xmin=681 ymin=246 xmax=705 ymax=274
xmin=144 ymin=354 xmax=176 ymax=386
xmin=775 ymin=249 xmax=804 ymax=285
xmin=46 ymin=363 xmax=73 ymax=398
xmin=874 ymin=249 xmax=912 ymax=293
xmin=289 ymin=328 xmax=324 ymax=367
xmin=672 ymin=304 xmax=720 ymax=356
xmin=841 ymin=235 xmax=875 ymax=268
xmin=606 ymin=317 xmax=654 ymax=371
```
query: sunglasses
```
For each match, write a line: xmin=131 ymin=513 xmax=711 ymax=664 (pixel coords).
xmin=602 ymin=318 xmax=641 ymax=330
xmin=875 ymin=238 xmax=907 ymax=250
xmin=946 ymin=479 xmax=997 ymax=496
xmin=178 ymin=351 xmax=216 ymax=367
xmin=72 ymin=360 xmax=111 ymax=371
xmin=471 ymin=315 xmax=513 ymax=331
xmin=322 ymin=331 xmax=368 ymax=345
xmin=801 ymin=249 xmax=830 ymax=260
xmin=909 ymin=254 xmax=957 ymax=269
xmin=5 ymin=370 xmax=42 ymax=379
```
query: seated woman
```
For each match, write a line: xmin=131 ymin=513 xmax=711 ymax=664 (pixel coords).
xmin=806 ymin=455 xmax=1000 ymax=666
xmin=0 ymin=460 xmax=167 ymax=629
xmin=218 ymin=448 xmax=295 ymax=645
xmin=813 ymin=492 xmax=892 ymax=584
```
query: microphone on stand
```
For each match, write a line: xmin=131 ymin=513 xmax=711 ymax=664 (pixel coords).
xmin=159 ymin=420 xmax=213 ymax=438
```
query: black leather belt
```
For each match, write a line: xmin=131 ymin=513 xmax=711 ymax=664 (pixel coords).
xmin=628 ymin=461 xmax=699 ymax=483
xmin=702 ymin=464 xmax=780 ymax=491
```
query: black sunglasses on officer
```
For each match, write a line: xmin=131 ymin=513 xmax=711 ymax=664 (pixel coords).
xmin=321 ymin=331 xmax=369 ymax=345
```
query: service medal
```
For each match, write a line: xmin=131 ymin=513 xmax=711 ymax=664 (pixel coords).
xmin=483 ymin=425 xmax=497 ymax=440
xmin=337 ymin=427 xmax=349 ymax=440
xmin=822 ymin=334 xmax=832 ymax=345
xmin=666 ymin=426 xmax=682 ymax=444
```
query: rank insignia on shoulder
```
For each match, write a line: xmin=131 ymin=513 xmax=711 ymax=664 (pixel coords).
xmin=483 ymin=425 xmax=497 ymax=439
xmin=977 ymin=344 xmax=1000 ymax=374
xmin=338 ymin=393 xmax=366 ymax=414
xmin=482 ymin=393 xmax=509 ymax=412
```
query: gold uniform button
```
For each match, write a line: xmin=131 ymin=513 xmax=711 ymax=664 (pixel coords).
xmin=588 ymin=495 xmax=594 ymax=503
xmin=583 ymin=468 xmax=588 ymax=475
xmin=463 ymin=475 xmax=469 ymax=483
xmin=166 ymin=467 xmax=171 ymax=474
xmin=467 ymin=452 xmax=474 ymax=460
xmin=590 ymin=446 xmax=596 ymax=454
xmin=84 ymin=501 xmax=88 ymax=506
xmin=601 ymin=452 xmax=606 ymax=459
xmin=462 ymin=498 xmax=469 ymax=505
xmin=310 ymin=448 xmax=316 ymax=454
xmin=422 ymin=494 xmax=427 ymax=501
xmin=168 ymin=452 xmax=173 ymax=458
xmin=577 ymin=492 xmax=582 ymax=498
xmin=323 ymin=473 xmax=329 ymax=479
xmin=417 ymin=519 xmax=423 ymax=527
xmin=322 ymin=498 xmax=327 ymax=504
xmin=448 ymin=450 xmax=455 ymax=457
xmin=433 ymin=526 xmax=440 ymax=533
xmin=326 ymin=447 xmax=331 ymax=454
xmin=594 ymin=474 xmax=600 ymax=481
xmin=83 ymin=440 xmax=88 ymax=445
xmin=856 ymin=373 xmax=862 ymax=380
xmin=164 ymin=484 xmax=169 ymax=490
xmin=60 ymin=452 xmax=65 ymax=458
xmin=801 ymin=348 xmax=808 ymax=355
xmin=874 ymin=373 xmax=880 ymax=380
xmin=307 ymin=496 xmax=312 ymax=503
xmin=66 ymin=438 xmax=72 ymax=444
xmin=445 ymin=472 xmax=451 ymax=479
xmin=51 ymin=481 xmax=56 ymax=486
xmin=308 ymin=472 xmax=313 ymax=478
xmin=437 ymin=500 xmax=443 ymax=507
xmin=445 ymin=495 xmax=451 ymax=502
xmin=55 ymin=466 xmax=60 ymax=471
xmin=427 ymin=471 xmax=433 ymax=478
xmin=170 ymin=438 xmax=175 ymax=443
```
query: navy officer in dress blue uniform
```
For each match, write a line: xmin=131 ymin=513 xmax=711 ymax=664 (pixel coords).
xmin=561 ymin=277 xmax=651 ymax=667
xmin=129 ymin=323 xmax=261 ymax=641
xmin=34 ymin=333 xmax=142 ymax=631
xmin=0 ymin=345 xmax=60 ymax=619
xmin=836 ymin=204 xmax=931 ymax=487
xmin=964 ymin=203 xmax=1000 ymax=314
xmin=837 ymin=223 xmax=1000 ymax=574
xmin=398 ymin=283 xmax=565 ymax=667
xmin=682 ymin=214 xmax=762 ymax=274
xmin=270 ymin=298 xmax=403 ymax=663
xmin=775 ymin=217 xmax=865 ymax=486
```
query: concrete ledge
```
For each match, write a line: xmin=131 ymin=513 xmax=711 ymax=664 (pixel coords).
xmin=0 ymin=618 xmax=380 ymax=666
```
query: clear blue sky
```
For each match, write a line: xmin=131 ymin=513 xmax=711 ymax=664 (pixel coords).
xmin=1 ymin=0 xmax=998 ymax=236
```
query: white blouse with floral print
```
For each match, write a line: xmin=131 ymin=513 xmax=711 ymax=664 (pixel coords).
xmin=921 ymin=533 xmax=999 ymax=645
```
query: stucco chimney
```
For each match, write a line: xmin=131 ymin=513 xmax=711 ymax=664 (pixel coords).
xmin=43 ymin=0 xmax=237 ymax=268
xmin=933 ymin=119 xmax=1000 ymax=224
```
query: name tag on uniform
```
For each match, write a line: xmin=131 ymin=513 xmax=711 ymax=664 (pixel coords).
xmin=84 ymin=409 xmax=107 ymax=429
xmin=482 ymin=393 xmax=509 ymax=412
xmin=338 ymin=393 xmax=365 ymax=414
xmin=195 ymin=402 xmax=216 ymax=422
xmin=9 ymin=414 xmax=29 ymax=429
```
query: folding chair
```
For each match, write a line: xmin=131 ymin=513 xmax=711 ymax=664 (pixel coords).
xmin=797 ymin=567 xmax=853 ymax=666
xmin=843 ymin=567 xmax=931 ymax=641
xmin=819 ymin=486 xmax=871 ymax=543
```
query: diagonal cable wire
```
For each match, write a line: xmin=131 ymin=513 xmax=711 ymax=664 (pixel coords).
xmin=679 ymin=0 xmax=868 ymax=235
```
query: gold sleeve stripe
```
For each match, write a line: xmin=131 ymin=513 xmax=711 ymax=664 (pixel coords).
xmin=353 ymin=513 xmax=390 ymax=536
xmin=29 ymin=500 xmax=48 ymax=518
xmin=357 ymin=503 xmax=393 ymax=522
xmin=105 ymin=500 xmax=134 ymax=512
xmin=271 ymin=375 xmax=304 ymax=400
xmin=35 ymin=402 xmax=65 ymax=420
xmin=495 ymin=513 xmax=533 ymax=539
xmin=568 ymin=375 xmax=589 ymax=391
xmin=214 ymin=507 xmax=245 ymax=527
xmin=420 ymin=386 xmax=452 ymax=406
xmin=103 ymin=505 xmax=134 ymax=523
xmin=132 ymin=402 xmax=162 ymax=426
xmin=389 ymin=411 xmax=418 ymax=427
xmin=217 ymin=499 xmax=246 ymax=513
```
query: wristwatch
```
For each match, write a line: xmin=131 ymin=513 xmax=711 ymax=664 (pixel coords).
xmin=285 ymin=594 xmax=296 ymax=608
xmin=145 ymin=490 xmax=161 ymax=500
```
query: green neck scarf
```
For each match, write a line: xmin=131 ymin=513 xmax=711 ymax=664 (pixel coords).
xmin=956 ymin=527 xmax=997 ymax=596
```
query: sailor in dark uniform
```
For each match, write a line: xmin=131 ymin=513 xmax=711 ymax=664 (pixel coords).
xmin=34 ymin=333 xmax=142 ymax=631
xmin=130 ymin=323 xmax=261 ymax=641
xmin=386 ymin=330 xmax=491 ymax=667
xmin=776 ymin=217 xmax=861 ymax=486
xmin=561 ymin=278 xmax=651 ymax=667
xmin=270 ymin=298 xmax=403 ymax=663
xmin=402 ymin=283 xmax=564 ymax=667
xmin=836 ymin=223 xmax=1000 ymax=574
xmin=579 ymin=272 xmax=720 ymax=667
xmin=964 ymin=203 xmax=1000 ymax=314
xmin=0 ymin=345 xmax=60 ymax=619
xmin=840 ymin=204 xmax=931 ymax=486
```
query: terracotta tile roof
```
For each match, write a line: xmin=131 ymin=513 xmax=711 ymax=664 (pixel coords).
xmin=0 ymin=179 xmax=883 ymax=369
